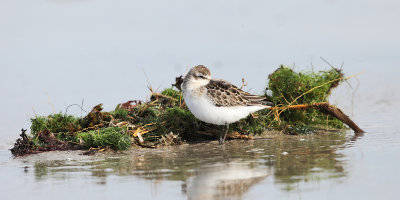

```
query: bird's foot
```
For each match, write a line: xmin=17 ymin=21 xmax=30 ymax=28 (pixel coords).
xmin=219 ymin=135 xmax=225 ymax=145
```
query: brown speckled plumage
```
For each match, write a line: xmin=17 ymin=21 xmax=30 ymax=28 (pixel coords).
xmin=182 ymin=65 xmax=272 ymax=107
xmin=206 ymin=79 xmax=271 ymax=107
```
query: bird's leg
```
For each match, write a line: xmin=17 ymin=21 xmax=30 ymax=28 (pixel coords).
xmin=219 ymin=123 xmax=229 ymax=145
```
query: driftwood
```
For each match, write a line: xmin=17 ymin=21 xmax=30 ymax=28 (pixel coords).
xmin=268 ymin=103 xmax=364 ymax=133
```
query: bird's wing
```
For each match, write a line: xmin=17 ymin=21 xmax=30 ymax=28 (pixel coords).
xmin=205 ymin=79 xmax=273 ymax=107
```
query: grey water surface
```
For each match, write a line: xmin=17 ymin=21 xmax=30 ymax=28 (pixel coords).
xmin=1 ymin=0 xmax=400 ymax=200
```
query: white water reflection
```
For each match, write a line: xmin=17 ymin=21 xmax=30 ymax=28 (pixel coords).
xmin=186 ymin=162 xmax=270 ymax=200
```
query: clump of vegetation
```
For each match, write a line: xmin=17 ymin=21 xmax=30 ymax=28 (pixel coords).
xmin=11 ymin=65 xmax=358 ymax=156
xmin=31 ymin=113 xmax=81 ymax=136
xmin=111 ymin=108 xmax=130 ymax=122
xmin=268 ymin=66 xmax=343 ymax=104
xmin=30 ymin=113 xmax=82 ymax=146
xmin=266 ymin=66 xmax=345 ymax=130
xmin=161 ymin=88 xmax=182 ymax=100
xmin=77 ymin=127 xmax=131 ymax=150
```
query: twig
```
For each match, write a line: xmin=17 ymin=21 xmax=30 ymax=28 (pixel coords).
xmin=32 ymin=107 xmax=37 ymax=117
xmin=151 ymin=92 xmax=179 ymax=101
xmin=239 ymin=78 xmax=248 ymax=89
xmin=81 ymin=99 xmax=85 ymax=118
xmin=138 ymin=100 xmax=159 ymax=116
xmin=45 ymin=92 xmax=56 ymax=114
xmin=142 ymin=69 xmax=152 ymax=88
xmin=351 ymin=78 xmax=360 ymax=116
xmin=65 ymin=104 xmax=88 ymax=115
xmin=320 ymin=56 xmax=335 ymax=69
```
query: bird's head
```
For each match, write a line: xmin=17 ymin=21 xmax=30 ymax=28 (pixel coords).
xmin=184 ymin=65 xmax=211 ymax=87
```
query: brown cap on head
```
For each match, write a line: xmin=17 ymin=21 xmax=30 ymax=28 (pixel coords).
xmin=191 ymin=65 xmax=211 ymax=76
xmin=184 ymin=65 xmax=212 ymax=82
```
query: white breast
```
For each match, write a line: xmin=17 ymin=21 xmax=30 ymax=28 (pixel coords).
xmin=183 ymin=90 xmax=266 ymax=125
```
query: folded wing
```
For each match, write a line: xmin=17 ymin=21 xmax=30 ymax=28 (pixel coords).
xmin=205 ymin=79 xmax=273 ymax=107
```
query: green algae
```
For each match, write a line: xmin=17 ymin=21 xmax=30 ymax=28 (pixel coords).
xmin=160 ymin=107 xmax=199 ymax=139
xmin=77 ymin=127 xmax=132 ymax=150
xmin=111 ymin=108 xmax=130 ymax=122
xmin=30 ymin=113 xmax=81 ymax=136
xmin=11 ymin=65 xmax=350 ymax=155
xmin=161 ymin=87 xmax=183 ymax=100
xmin=266 ymin=66 xmax=345 ymax=130
xmin=268 ymin=66 xmax=343 ymax=104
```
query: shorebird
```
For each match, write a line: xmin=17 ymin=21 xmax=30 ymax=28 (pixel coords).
xmin=181 ymin=65 xmax=273 ymax=144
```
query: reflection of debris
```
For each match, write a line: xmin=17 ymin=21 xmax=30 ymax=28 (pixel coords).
xmin=196 ymin=130 xmax=253 ymax=140
xmin=158 ymin=132 xmax=183 ymax=146
xmin=27 ymin=132 xmax=348 ymax=195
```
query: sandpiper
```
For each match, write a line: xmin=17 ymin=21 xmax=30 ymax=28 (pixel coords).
xmin=181 ymin=65 xmax=273 ymax=144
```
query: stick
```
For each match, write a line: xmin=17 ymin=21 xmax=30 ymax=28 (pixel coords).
xmin=151 ymin=93 xmax=178 ymax=102
xmin=268 ymin=102 xmax=365 ymax=133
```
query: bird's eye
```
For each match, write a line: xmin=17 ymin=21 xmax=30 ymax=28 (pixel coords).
xmin=195 ymin=74 xmax=206 ymax=79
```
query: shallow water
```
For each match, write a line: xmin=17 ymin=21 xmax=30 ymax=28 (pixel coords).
xmin=1 ymin=0 xmax=400 ymax=199
xmin=0 ymin=133 xmax=351 ymax=199
xmin=1 ymin=124 xmax=400 ymax=200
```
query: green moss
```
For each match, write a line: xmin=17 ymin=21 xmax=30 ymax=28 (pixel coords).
xmin=153 ymin=88 xmax=183 ymax=107
xmin=161 ymin=107 xmax=198 ymax=138
xmin=111 ymin=108 xmax=130 ymax=121
xmin=77 ymin=127 xmax=131 ymax=150
xmin=140 ymin=106 xmax=161 ymax=119
xmin=30 ymin=117 xmax=47 ymax=135
xmin=231 ymin=109 xmax=273 ymax=135
xmin=161 ymin=88 xmax=182 ymax=100
xmin=31 ymin=113 xmax=81 ymax=136
xmin=266 ymin=66 xmax=345 ymax=130
xmin=126 ymin=106 xmax=198 ymax=142
xmin=30 ymin=137 xmax=45 ymax=148
xmin=268 ymin=66 xmax=342 ymax=104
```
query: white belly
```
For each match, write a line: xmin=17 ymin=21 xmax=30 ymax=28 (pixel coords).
xmin=183 ymin=92 xmax=266 ymax=125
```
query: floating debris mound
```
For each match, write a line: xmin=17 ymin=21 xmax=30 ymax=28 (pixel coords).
xmin=266 ymin=66 xmax=364 ymax=134
xmin=10 ymin=66 xmax=363 ymax=156
xmin=266 ymin=66 xmax=344 ymax=133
